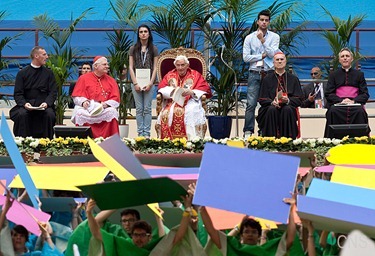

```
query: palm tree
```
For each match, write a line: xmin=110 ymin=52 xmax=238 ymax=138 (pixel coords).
xmin=320 ymin=5 xmax=366 ymax=72
xmin=0 ymin=10 xmax=22 ymax=81
xmin=149 ymin=0 xmax=210 ymax=50
xmin=33 ymin=8 xmax=93 ymax=124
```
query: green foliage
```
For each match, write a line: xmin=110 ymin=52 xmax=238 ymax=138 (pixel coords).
xmin=0 ymin=10 xmax=22 ymax=81
xmin=319 ymin=5 xmax=366 ymax=72
xmin=149 ymin=0 xmax=210 ymax=49
xmin=33 ymin=8 xmax=92 ymax=124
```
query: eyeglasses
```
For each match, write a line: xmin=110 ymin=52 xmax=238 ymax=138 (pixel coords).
xmin=121 ymin=218 xmax=136 ymax=224
xmin=132 ymin=233 xmax=150 ymax=238
xmin=310 ymin=72 xmax=319 ymax=76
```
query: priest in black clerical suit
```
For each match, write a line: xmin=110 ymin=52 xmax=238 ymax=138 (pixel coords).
xmin=10 ymin=46 xmax=57 ymax=139
xmin=324 ymin=48 xmax=370 ymax=138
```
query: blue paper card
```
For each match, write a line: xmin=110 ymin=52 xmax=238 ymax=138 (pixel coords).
xmin=298 ymin=195 xmax=375 ymax=238
xmin=1 ymin=113 xmax=39 ymax=208
xmin=307 ymin=178 xmax=375 ymax=210
xmin=193 ymin=143 xmax=300 ymax=223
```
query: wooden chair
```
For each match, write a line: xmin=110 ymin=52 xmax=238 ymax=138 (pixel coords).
xmin=155 ymin=47 xmax=208 ymax=138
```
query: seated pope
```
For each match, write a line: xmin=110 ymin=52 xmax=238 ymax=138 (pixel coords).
xmin=157 ymin=55 xmax=212 ymax=140
xmin=324 ymin=47 xmax=370 ymax=138
xmin=71 ymin=56 xmax=120 ymax=138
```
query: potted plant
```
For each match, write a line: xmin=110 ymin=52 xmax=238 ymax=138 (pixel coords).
xmin=107 ymin=29 xmax=133 ymax=137
xmin=33 ymin=9 xmax=92 ymax=125
xmin=319 ymin=5 xmax=366 ymax=73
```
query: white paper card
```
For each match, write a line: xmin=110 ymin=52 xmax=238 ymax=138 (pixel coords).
xmin=172 ymin=87 xmax=186 ymax=106
xmin=136 ymin=68 xmax=151 ymax=90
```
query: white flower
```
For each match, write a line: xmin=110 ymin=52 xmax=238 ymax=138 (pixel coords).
xmin=293 ymin=138 xmax=303 ymax=145
xmin=220 ymin=138 xmax=228 ymax=144
xmin=317 ymin=138 xmax=324 ymax=144
xmin=186 ymin=142 xmax=192 ymax=149
xmin=29 ymin=140 xmax=39 ymax=148
xmin=212 ymin=139 xmax=219 ymax=144
xmin=332 ymin=139 xmax=342 ymax=145
xmin=191 ymin=136 xmax=201 ymax=143
xmin=323 ymin=138 xmax=332 ymax=144
xmin=204 ymin=136 xmax=212 ymax=142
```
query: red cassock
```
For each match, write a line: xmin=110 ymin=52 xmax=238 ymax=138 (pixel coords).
xmin=72 ymin=72 xmax=120 ymax=138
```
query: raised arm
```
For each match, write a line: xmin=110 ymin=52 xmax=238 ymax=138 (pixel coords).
xmin=71 ymin=202 xmax=83 ymax=230
xmin=39 ymin=221 xmax=55 ymax=248
xmin=173 ymin=188 xmax=194 ymax=245
xmin=189 ymin=182 xmax=222 ymax=249
xmin=95 ymin=209 xmax=116 ymax=228
xmin=303 ymin=220 xmax=316 ymax=256
xmin=283 ymin=196 xmax=297 ymax=250
xmin=0 ymin=192 xmax=13 ymax=229
xmin=86 ymin=199 xmax=102 ymax=242
xmin=155 ymin=207 xmax=166 ymax=238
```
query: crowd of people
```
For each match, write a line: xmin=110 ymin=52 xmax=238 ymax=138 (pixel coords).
xmin=1 ymin=174 xmax=350 ymax=256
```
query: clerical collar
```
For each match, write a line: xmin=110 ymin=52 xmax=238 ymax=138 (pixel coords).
xmin=342 ymin=67 xmax=351 ymax=72
xmin=30 ymin=63 xmax=41 ymax=68
xmin=275 ymin=70 xmax=285 ymax=76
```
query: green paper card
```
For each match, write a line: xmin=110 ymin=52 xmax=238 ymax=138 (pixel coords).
xmin=78 ymin=177 xmax=187 ymax=210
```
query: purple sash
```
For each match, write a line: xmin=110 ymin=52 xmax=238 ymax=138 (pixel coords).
xmin=336 ymin=86 xmax=359 ymax=98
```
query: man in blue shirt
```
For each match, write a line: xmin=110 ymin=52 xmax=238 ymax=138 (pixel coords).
xmin=242 ymin=9 xmax=280 ymax=139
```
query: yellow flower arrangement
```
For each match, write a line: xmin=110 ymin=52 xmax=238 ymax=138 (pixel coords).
xmin=2 ymin=135 xmax=375 ymax=165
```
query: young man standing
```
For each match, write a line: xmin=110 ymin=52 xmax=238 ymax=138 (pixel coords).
xmin=242 ymin=9 xmax=280 ymax=139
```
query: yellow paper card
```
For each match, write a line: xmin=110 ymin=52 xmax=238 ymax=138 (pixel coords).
xmin=327 ymin=144 xmax=375 ymax=165
xmin=9 ymin=166 xmax=109 ymax=191
xmin=227 ymin=140 xmax=245 ymax=148
xmin=88 ymin=138 xmax=161 ymax=218
xmin=331 ymin=166 xmax=375 ymax=190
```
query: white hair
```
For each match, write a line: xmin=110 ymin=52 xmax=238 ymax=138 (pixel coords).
xmin=174 ymin=55 xmax=189 ymax=66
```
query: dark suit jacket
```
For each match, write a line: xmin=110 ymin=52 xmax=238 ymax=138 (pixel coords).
xmin=301 ymin=82 xmax=327 ymax=108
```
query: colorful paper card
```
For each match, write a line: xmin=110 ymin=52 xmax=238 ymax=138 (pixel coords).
xmin=77 ymin=177 xmax=186 ymax=210
xmin=136 ymin=153 xmax=202 ymax=167
xmin=297 ymin=195 xmax=375 ymax=238
xmin=99 ymin=135 xmax=150 ymax=179
xmin=0 ymin=168 xmax=17 ymax=186
xmin=88 ymin=137 xmax=136 ymax=181
xmin=315 ymin=165 xmax=334 ymax=173
xmin=206 ymin=207 xmax=278 ymax=230
xmin=331 ymin=166 xmax=375 ymax=190
xmin=88 ymin=137 xmax=161 ymax=218
xmin=148 ymin=167 xmax=199 ymax=181
xmin=0 ymin=194 xmax=51 ymax=235
xmin=9 ymin=166 xmax=109 ymax=191
xmin=39 ymin=197 xmax=79 ymax=212
xmin=327 ymin=144 xmax=375 ymax=165
xmin=1 ymin=113 xmax=39 ymax=208
xmin=307 ymin=178 xmax=375 ymax=210
xmin=193 ymin=143 xmax=300 ymax=223
xmin=226 ymin=140 xmax=245 ymax=148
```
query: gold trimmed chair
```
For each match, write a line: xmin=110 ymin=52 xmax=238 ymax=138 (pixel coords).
xmin=155 ymin=47 xmax=208 ymax=138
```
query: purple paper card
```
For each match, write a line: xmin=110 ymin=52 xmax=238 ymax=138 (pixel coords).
xmin=193 ymin=143 xmax=300 ymax=223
